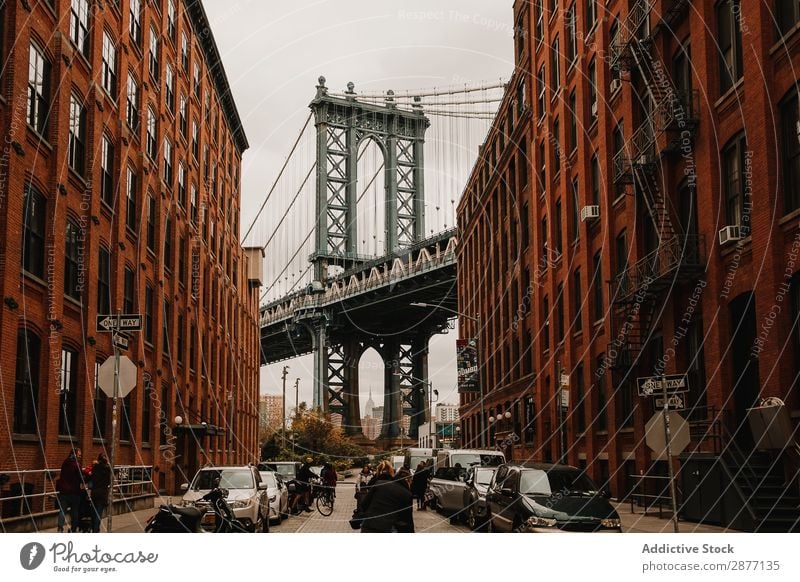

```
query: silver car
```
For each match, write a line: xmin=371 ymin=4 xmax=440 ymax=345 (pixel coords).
xmin=181 ymin=466 xmax=269 ymax=532
xmin=259 ymin=471 xmax=289 ymax=524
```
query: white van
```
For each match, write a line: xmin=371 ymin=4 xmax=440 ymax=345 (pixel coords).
xmin=435 ymin=448 xmax=505 ymax=471
xmin=404 ymin=448 xmax=437 ymax=473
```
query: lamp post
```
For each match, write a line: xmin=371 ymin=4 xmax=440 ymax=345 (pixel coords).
xmin=410 ymin=302 xmax=484 ymax=448
xmin=293 ymin=378 xmax=300 ymax=454
xmin=281 ymin=366 xmax=289 ymax=450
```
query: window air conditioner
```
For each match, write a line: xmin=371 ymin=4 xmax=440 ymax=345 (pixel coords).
xmin=580 ymin=205 xmax=600 ymax=222
xmin=718 ymin=225 xmax=742 ymax=245
xmin=591 ymin=102 xmax=598 ymax=117
xmin=610 ymin=78 xmax=622 ymax=93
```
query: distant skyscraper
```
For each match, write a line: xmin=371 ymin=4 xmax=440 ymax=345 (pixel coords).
xmin=365 ymin=388 xmax=375 ymax=418
xmin=259 ymin=394 xmax=284 ymax=431
xmin=436 ymin=404 xmax=459 ymax=423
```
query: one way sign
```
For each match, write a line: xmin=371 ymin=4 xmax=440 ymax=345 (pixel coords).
xmin=637 ymin=374 xmax=689 ymax=397
xmin=96 ymin=314 xmax=143 ymax=332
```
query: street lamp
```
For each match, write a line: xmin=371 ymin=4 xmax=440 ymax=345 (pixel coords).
xmin=410 ymin=302 xmax=485 ymax=448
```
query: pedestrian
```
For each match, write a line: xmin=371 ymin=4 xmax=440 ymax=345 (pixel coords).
xmin=358 ymin=461 xmax=414 ymax=533
xmin=290 ymin=457 xmax=316 ymax=514
xmin=355 ymin=464 xmax=373 ymax=506
xmin=411 ymin=461 xmax=429 ymax=510
xmin=56 ymin=448 xmax=84 ymax=533
xmin=89 ymin=453 xmax=111 ymax=533
xmin=320 ymin=461 xmax=337 ymax=498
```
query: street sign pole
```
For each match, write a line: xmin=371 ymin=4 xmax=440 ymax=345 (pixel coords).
xmin=558 ymin=360 xmax=566 ymax=464
xmin=661 ymin=374 xmax=680 ymax=533
xmin=107 ymin=310 xmax=121 ymax=533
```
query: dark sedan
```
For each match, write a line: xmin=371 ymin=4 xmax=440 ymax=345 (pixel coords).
xmin=463 ymin=466 xmax=497 ymax=531
xmin=485 ymin=463 xmax=622 ymax=533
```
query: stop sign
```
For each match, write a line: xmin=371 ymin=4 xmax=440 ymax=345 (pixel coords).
xmin=645 ymin=411 xmax=690 ymax=459
xmin=97 ymin=355 xmax=138 ymax=398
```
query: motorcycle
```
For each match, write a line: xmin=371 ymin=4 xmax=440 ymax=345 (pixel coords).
xmin=145 ymin=484 xmax=253 ymax=533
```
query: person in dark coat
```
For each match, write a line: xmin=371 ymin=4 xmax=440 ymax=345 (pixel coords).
xmin=359 ymin=461 xmax=414 ymax=533
xmin=89 ymin=453 xmax=111 ymax=532
xmin=411 ymin=461 xmax=430 ymax=510
xmin=56 ymin=448 xmax=84 ymax=532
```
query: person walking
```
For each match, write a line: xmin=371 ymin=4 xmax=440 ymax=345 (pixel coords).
xmin=290 ymin=457 xmax=316 ymax=514
xmin=56 ymin=448 xmax=84 ymax=533
xmin=411 ymin=461 xmax=429 ymax=510
xmin=355 ymin=464 xmax=372 ymax=506
xmin=89 ymin=453 xmax=111 ymax=532
xmin=358 ymin=461 xmax=414 ymax=533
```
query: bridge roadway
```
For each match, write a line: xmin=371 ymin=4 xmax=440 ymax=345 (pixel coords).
xmin=260 ymin=229 xmax=458 ymax=365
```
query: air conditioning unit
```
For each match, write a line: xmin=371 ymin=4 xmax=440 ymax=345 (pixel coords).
xmin=591 ymin=102 xmax=598 ymax=117
xmin=718 ymin=225 xmax=742 ymax=245
xmin=637 ymin=154 xmax=653 ymax=166
xmin=610 ymin=78 xmax=622 ymax=93
xmin=581 ymin=205 xmax=600 ymax=222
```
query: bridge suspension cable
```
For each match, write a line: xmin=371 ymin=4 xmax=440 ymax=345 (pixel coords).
xmin=241 ymin=111 xmax=313 ymax=245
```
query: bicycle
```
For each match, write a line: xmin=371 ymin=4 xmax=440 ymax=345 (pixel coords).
xmin=314 ymin=483 xmax=335 ymax=516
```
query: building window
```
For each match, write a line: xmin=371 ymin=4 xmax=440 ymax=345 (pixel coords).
xmin=543 ymin=295 xmax=550 ymax=352
xmin=592 ymin=251 xmax=604 ymax=322
xmin=588 ymin=58 xmax=597 ymax=119
xmin=146 ymin=107 xmax=157 ymax=160
xmin=58 ymin=348 xmax=78 ymax=436
xmin=178 ymin=163 xmax=187 ymax=207
xmin=69 ymin=0 xmax=90 ymax=57
xmin=123 ymin=266 xmax=135 ymax=313
xmin=615 ymin=230 xmax=628 ymax=277
xmin=551 ymin=36 xmax=560 ymax=92
xmin=585 ymin=0 xmax=596 ymax=33
xmin=567 ymin=3 xmax=577 ymax=64
xmin=568 ymin=90 xmax=577 ymax=153
xmin=192 ymin=121 xmax=199 ymax=159
xmin=557 ymin=284 xmax=565 ymax=342
xmin=181 ymin=32 xmax=190 ymax=71
xmin=193 ymin=62 xmax=201 ymax=98
xmin=126 ymin=167 xmax=138 ymax=232
xmin=190 ymin=324 xmax=196 ymax=371
xmin=164 ymin=216 xmax=173 ymax=271
xmin=14 ymin=330 xmax=41 ymax=434
xmin=100 ymin=135 xmax=115 ymax=208
xmin=163 ymin=138 xmax=173 ymax=185
xmin=179 ymin=94 xmax=188 ymax=136
xmin=538 ymin=140 xmax=546 ymax=193
xmin=120 ymin=395 xmax=132 ymax=441
xmin=535 ymin=0 xmax=543 ymax=44
xmin=781 ymin=90 xmax=800 ymax=213
xmin=595 ymin=354 xmax=607 ymax=431
xmin=149 ymin=25 xmax=160 ymax=80
xmin=68 ymin=94 xmax=86 ymax=176
xmin=27 ymin=43 xmax=51 ymax=135
xmin=22 ymin=186 xmax=46 ymax=278
xmin=573 ymin=269 xmax=582 ymax=332
xmin=190 ymin=184 xmax=198 ymax=224
xmin=717 ymin=0 xmax=743 ymax=94
xmin=130 ymin=0 xmax=143 ymax=47
xmin=64 ymin=219 xmax=82 ymax=301
xmin=162 ymin=300 xmax=171 ymax=355
xmin=517 ymin=79 xmax=526 ymax=116
xmin=776 ymin=0 xmax=800 ymax=37
xmin=165 ymin=63 xmax=175 ymax=111
xmin=553 ymin=118 xmax=561 ymax=175
xmin=673 ymin=42 xmax=693 ymax=97
xmin=609 ymin=19 xmax=620 ymax=86
xmin=177 ymin=313 xmax=185 ymax=364
xmin=722 ymin=133 xmax=748 ymax=228
xmin=167 ymin=0 xmax=177 ymax=41
xmin=145 ymin=285 xmax=154 ymax=343
xmin=575 ymin=362 xmax=585 ymax=432
xmin=554 ymin=199 xmax=563 ymax=253
xmin=101 ymin=31 xmax=117 ymax=97
xmin=179 ymin=235 xmax=187 ymax=285
xmin=571 ymin=178 xmax=580 ymax=242
xmin=541 ymin=215 xmax=548 ymax=259
xmin=93 ymin=360 xmax=107 ymax=439
xmin=98 ymin=246 xmax=111 ymax=315
xmin=590 ymin=154 xmax=600 ymax=205
xmin=536 ymin=65 xmax=546 ymax=118
xmin=147 ymin=193 xmax=156 ymax=251
xmin=141 ymin=378 xmax=151 ymax=444
xmin=126 ymin=73 xmax=139 ymax=130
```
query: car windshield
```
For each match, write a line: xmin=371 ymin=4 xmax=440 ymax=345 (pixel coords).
xmin=259 ymin=472 xmax=278 ymax=488
xmin=451 ymin=453 xmax=504 ymax=468
xmin=410 ymin=456 xmax=433 ymax=468
xmin=474 ymin=468 xmax=496 ymax=486
xmin=192 ymin=469 xmax=254 ymax=490
xmin=520 ymin=469 xmax=599 ymax=496
xmin=272 ymin=464 xmax=297 ymax=479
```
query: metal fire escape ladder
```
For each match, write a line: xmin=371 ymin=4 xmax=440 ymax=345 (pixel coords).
xmin=607 ymin=0 xmax=702 ymax=370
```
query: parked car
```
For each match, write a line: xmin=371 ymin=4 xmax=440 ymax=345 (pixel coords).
xmin=258 ymin=471 xmax=290 ymax=524
xmin=427 ymin=466 xmax=469 ymax=518
xmin=463 ymin=466 xmax=497 ymax=531
xmin=180 ymin=466 xmax=268 ymax=532
xmin=434 ymin=448 xmax=505 ymax=472
xmin=404 ymin=448 xmax=437 ymax=473
xmin=259 ymin=461 xmax=301 ymax=493
xmin=485 ymin=462 xmax=622 ymax=533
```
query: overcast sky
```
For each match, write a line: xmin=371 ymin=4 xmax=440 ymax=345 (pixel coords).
xmin=203 ymin=1 xmax=514 ymax=416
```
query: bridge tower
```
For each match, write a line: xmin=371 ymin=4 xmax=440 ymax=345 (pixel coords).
xmin=305 ymin=77 xmax=434 ymax=444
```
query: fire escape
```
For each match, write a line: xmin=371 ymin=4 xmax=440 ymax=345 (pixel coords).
xmin=607 ymin=0 xmax=703 ymax=370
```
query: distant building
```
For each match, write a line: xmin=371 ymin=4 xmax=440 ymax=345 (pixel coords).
xmin=361 ymin=389 xmax=382 ymax=439
xmin=259 ymin=395 xmax=284 ymax=431
xmin=436 ymin=404 xmax=460 ymax=423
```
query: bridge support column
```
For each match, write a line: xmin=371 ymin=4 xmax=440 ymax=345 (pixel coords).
xmin=312 ymin=322 xmax=328 ymax=413
xmin=410 ymin=334 xmax=431 ymax=439
xmin=342 ymin=338 xmax=364 ymax=438
xmin=379 ymin=341 xmax=403 ymax=440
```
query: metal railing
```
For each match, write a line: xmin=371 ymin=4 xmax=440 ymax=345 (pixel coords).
xmin=611 ymin=235 xmax=704 ymax=302
xmin=629 ymin=474 xmax=682 ymax=518
xmin=0 ymin=465 xmax=155 ymax=520
xmin=611 ymin=0 xmax=652 ymax=68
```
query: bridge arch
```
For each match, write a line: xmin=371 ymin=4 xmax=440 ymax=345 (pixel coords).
xmin=355 ymin=136 xmax=388 ymax=258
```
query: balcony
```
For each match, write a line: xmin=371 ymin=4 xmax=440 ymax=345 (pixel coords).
xmin=611 ymin=235 xmax=705 ymax=304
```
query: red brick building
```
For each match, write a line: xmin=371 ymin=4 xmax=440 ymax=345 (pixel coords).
xmin=458 ymin=0 xmax=800 ymax=524
xmin=0 ymin=0 xmax=262 ymax=500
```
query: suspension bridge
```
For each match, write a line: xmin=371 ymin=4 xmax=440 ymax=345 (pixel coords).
xmin=245 ymin=76 xmax=505 ymax=447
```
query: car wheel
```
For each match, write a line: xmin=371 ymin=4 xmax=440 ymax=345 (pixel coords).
xmin=467 ymin=508 xmax=478 ymax=531
xmin=261 ymin=511 xmax=269 ymax=533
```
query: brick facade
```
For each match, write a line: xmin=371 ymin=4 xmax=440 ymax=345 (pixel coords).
xmin=457 ymin=0 xmax=800 ymax=499
xmin=0 ymin=0 xmax=261 ymax=496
